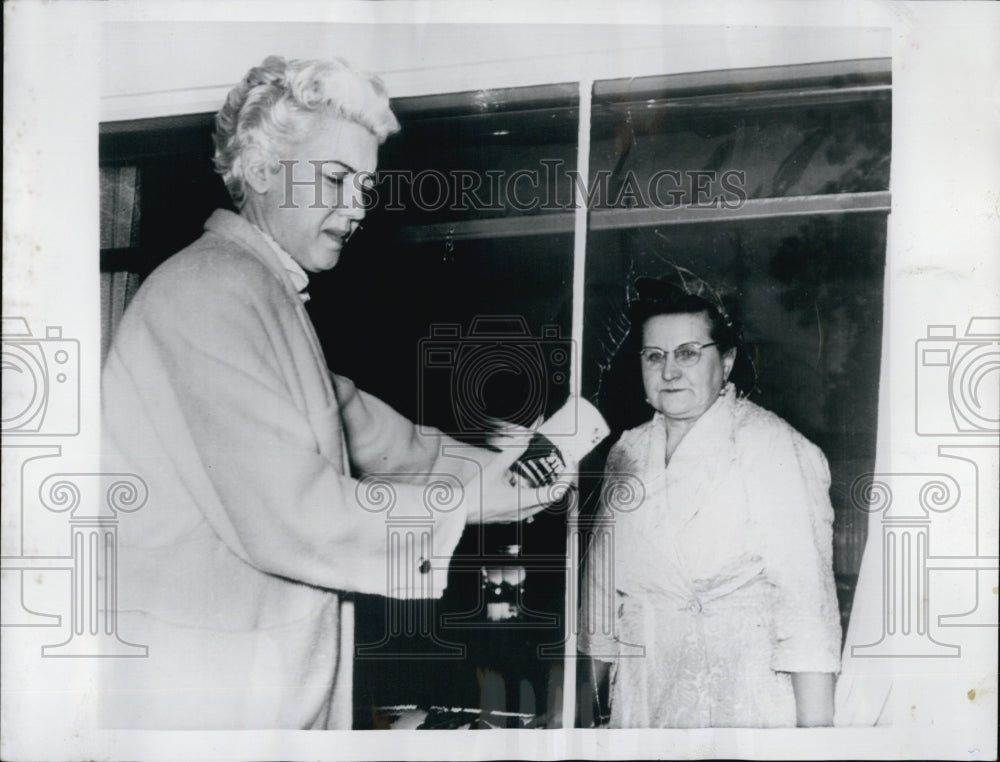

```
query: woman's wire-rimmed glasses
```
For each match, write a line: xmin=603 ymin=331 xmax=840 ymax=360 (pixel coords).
xmin=639 ymin=342 xmax=717 ymax=369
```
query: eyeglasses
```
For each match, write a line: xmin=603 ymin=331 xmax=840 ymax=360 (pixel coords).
xmin=639 ymin=342 xmax=717 ymax=369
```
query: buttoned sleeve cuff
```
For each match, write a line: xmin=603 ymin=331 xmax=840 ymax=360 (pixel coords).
xmin=349 ymin=469 xmax=469 ymax=600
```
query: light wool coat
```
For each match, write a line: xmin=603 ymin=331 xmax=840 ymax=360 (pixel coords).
xmin=101 ymin=210 xmax=474 ymax=729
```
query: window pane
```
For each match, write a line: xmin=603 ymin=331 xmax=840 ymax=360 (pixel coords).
xmin=378 ymin=83 xmax=579 ymax=229
xmin=584 ymin=62 xmax=891 ymax=643
xmin=589 ymin=60 xmax=891 ymax=206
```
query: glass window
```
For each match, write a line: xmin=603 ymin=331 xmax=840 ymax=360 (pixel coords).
xmin=583 ymin=61 xmax=890 ymax=651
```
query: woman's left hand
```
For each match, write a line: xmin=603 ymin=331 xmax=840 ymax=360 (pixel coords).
xmin=791 ymin=672 xmax=835 ymax=726
xmin=483 ymin=418 xmax=542 ymax=452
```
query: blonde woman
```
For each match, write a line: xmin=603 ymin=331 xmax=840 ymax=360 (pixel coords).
xmin=102 ymin=56 xmax=559 ymax=729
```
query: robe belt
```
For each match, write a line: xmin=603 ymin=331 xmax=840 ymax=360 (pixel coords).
xmin=622 ymin=571 xmax=768 ymax=617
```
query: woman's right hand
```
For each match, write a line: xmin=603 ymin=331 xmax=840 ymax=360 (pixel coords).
xmin=464 ymin=429 xmax=574 ymax=525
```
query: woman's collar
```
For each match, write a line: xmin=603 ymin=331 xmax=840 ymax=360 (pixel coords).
xmin=248 ymin=224 xmax=311 ymax=303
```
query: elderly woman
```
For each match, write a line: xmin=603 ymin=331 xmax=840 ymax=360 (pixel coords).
xmin=579 ymin=278 xmax=841 ymax=728
xmin=101 ymin=56 xmax=560 ymax=729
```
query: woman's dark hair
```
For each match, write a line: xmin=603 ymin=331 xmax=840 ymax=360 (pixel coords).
xmin=627 ymin=277 xmax=741 ymax=353
xmin=597 ymin=277 xmax=755 ymax=434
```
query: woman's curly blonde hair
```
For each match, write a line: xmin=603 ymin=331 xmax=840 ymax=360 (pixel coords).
xmin=213 ymin=56 xmax=400 ymax=207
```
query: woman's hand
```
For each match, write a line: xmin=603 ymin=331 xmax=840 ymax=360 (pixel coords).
xmin=467 ymin=421 xmax=574 ymax=525
xmin=482 ymin=418 xmax=542 ymax=452
xmin=791 ymin=672 xmax=835 ymax=727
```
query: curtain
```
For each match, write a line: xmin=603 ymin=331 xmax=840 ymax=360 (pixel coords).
xmin=100 ymin=166 xmax=142 ymax=364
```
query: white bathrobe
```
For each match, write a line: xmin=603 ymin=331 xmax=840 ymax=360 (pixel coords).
xmin=579 ymin=385 xmax=841 ymax=727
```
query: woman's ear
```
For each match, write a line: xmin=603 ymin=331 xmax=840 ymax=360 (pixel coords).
xmin=722 ymin=347 xmax=736 ymax=381
xmin=242 ymin=150 xmax=272 ymax=196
